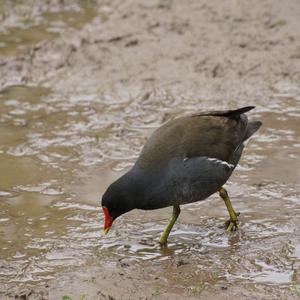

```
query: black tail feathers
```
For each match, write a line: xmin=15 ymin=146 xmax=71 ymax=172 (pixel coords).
xmin=195 ymin=106 xmax=256 ymax=118
xmin=243 ymin=121 xmax=262 ymax=141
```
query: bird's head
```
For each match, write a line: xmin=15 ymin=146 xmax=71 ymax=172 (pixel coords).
xmin=101 ymin=177 xmax=136 ymax=234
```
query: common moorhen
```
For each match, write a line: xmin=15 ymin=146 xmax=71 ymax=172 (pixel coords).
xmin=102 ymin=106 xmax=262 ymax=245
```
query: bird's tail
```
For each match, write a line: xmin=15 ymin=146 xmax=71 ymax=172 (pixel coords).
xmin=243 ymin=121 xmax=262 ymax=141
xmin=195 ymin=106 xmax=255 ymax=118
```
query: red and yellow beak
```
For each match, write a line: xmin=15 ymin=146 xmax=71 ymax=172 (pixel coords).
xmin=102 ymin=206 xmax=113 ymax=234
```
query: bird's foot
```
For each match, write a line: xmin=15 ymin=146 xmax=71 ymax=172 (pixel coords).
xmin=224 ymin=212 xmax=240 ymax=231
xmin=159 ymin=239 xmax=168 ymax=248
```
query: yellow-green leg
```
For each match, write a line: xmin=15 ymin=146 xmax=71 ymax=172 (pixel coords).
xmin=159 ymin=205 xmax=181 ymax=246
xmin=218 ymin=187 xmax=239 ymax=231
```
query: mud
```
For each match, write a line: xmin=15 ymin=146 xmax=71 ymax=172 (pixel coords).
xmin=0 ymin=0 xmax=300 ymax=299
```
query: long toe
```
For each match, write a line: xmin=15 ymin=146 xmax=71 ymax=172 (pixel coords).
xmin=159 ymin=239 xmax=168 ymax=247
xmin=225 ymin=219 xmax=239 ymax=231
xmin=224 ymin=211 xmax=240 ymax=231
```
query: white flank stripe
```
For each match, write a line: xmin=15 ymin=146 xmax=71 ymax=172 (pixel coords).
xmin=206 ymin=157 xmax=234 ymax=169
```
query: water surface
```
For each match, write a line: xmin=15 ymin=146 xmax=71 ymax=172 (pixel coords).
xmin=0 ymin=81 xmax=299 ymax=296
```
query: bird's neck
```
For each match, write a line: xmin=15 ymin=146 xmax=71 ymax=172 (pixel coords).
xmin=123 ymin=165 xmax=166 ymax=210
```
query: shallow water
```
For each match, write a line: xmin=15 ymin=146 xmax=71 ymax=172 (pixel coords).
xmin=0 ymin=78 xmax=299 ymax=295
xmin=0 ymin=2 xmax=97 ymax=57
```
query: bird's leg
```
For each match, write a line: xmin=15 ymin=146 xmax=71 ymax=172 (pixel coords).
xmin=218 ymin=187 xmax=239 ymax=231
xmin=159 ymin=205 xmax=181 ymax=246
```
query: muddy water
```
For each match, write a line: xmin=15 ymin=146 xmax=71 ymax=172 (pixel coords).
xmin=0 ymin=1 xmax=300 ymax=299
xmin=0 ymin=2 xmax=97 ymax=56
xmin=0 ymin=79 xmax=299 ymax=297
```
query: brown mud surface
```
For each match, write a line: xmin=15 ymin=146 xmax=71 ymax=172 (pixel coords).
xmin=0 ymin=0 xmax=300 ymax=299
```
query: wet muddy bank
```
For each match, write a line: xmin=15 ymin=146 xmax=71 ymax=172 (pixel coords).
xmin=0 ymin=0 xmax=300 ymax=299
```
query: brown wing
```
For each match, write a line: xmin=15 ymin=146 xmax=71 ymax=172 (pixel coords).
xmin=136 ymin=107 xmax=251 ymax=169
